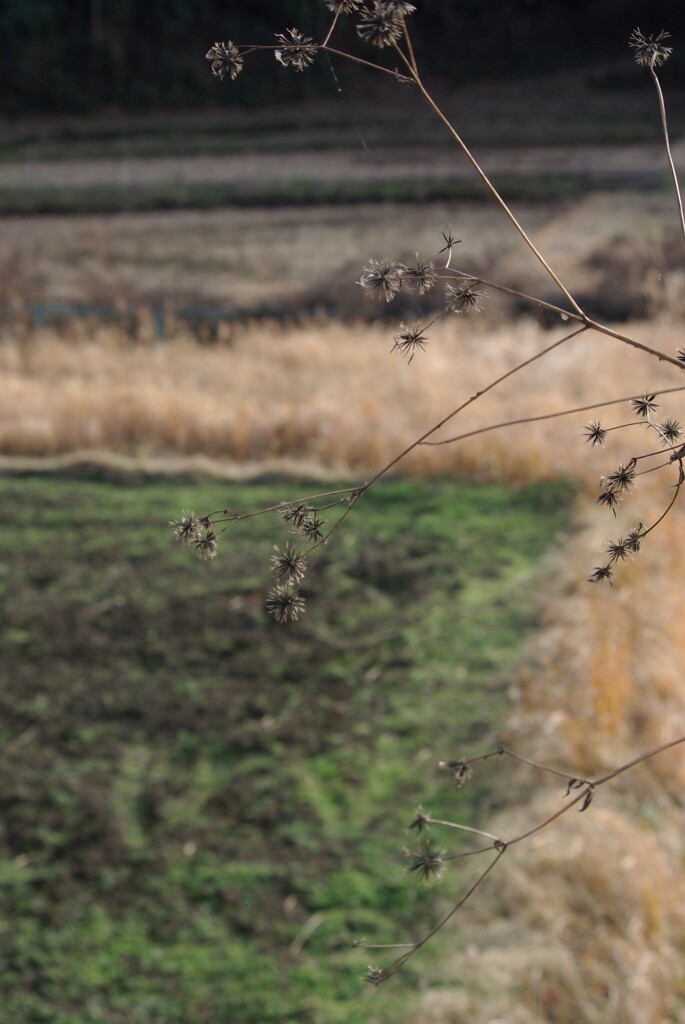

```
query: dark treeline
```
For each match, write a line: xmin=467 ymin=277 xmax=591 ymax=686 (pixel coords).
xmin=3 ymin=0 xmax=685 ymax=116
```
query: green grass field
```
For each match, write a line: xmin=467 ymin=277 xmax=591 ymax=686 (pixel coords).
xmin=0 ymin=472 xmax=571 ymax=1023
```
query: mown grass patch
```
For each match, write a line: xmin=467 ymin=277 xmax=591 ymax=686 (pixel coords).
xmin=0 ymin=473 xmax=572 ymax=1023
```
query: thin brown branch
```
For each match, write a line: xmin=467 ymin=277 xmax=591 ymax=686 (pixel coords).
xmin=640 ymin=469 xmax=683 ymax=538
xmin=423 ymin=385 xmax=685 ymax=447
xmin=381 ymin=848 xmax=506 ymax=981
xmin=593 ymin=734 xmax=685 ymax=786
xmin=321 ymin=10 xmax=341 ymax=48
xmin=650 ymin=67 xmax=685 ymax=249
xmin=322 ymin=45 xmax=413 ymax=81
xmin=413 ymin=85 xmax=584 ymax=315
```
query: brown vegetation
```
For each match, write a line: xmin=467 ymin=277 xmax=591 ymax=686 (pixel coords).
xmin=0 ymin=314 xmax=682 ymax=476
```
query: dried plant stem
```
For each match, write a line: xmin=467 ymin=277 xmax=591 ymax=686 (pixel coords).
xmin=363 ymin=326 xmax=587 ymax=486
xmin=381 ymin=848 xmax=506 ymax=980
xmin=641 ymin=468 xmax=683 ymax=538
xmin=244 ymin=43 xmax=410 ymax=82
xmin=650 ymin=66 xmax=685 ymax=249
xmin=207 ymin=487 xmax=358 ymax=525
xmin=443 ymin=271 xmax=685 ymax=372
xmin=372 ymin=734 xmax=685 ymax=979
xmin=384 ymin=39 xmax=582 ymax=314
xmin=423 ymin=385 xmax=685 ymax=448
xmin=321 ymin=12 xmax=341 ymax=49
xmin=444 ymin=269 xmax=579 ymax=320
xmin=402 ymin=20 xmax=419 ymax=77
xmin=317 ymin=326 xmax=588 ymax=549
xmin=428 ymin=819 xmax=503 ymax=843
xmin=322 ymin=45 xmax=411 ymax=81
xmin=594 ymin=733 xmax=685 ymax=786
xmin=583 ymin=317 xmax=685 ymax=371
xmin=412 ymin=82 xmax=585 ymax=316
xmin=497 ymin=749 xmax=591 ymax=785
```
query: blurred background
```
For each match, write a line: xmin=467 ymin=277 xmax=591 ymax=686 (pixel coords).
xmin=1 ymin=3 xmax=685 ymax=1023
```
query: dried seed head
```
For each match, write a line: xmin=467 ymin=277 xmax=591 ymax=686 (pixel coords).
xmin=606 ymin=537 xmax=631 ymax=562
xmin=588 ymin=565 xmax=614 ymax=585
xmin=629 ymin=28 xmax=673 ymax=68
xmin=364 ymin=965 xmax=385 ymax=987
xmin=407 ymin=807 xmax=432 ymax=833
xmin=266 ymin=585 xmax=306 ymax=624
xmin=281 ymin=502 xmax=314 ymax=528
xmin=170 ymin=510 xmax=200 ymax=543
xmin=605 ymin=463 xmax=636 ymax=493
xmin=403 ymin=255 xmax=436 ymax=295
xmin=584 ymin=421 xmax=608 ymax=447
xmin=357 ymin=3 xmax=404 ymax=47
xmin=438 ymin=758 xmax=473 ymax=788
xmin=631 ymin=393 xmax=658 ymax=418
xmin=392 ymin=322 xmax=428 ymax=363
xmin=445 ymin=279 xmax=484 ymax=313
xmin=324 ymin=0 xmax=363 ymax=11
xmin=406 ymin=840 xmax=444 ymax=883
xmin=359 ymin=257 xmax=403 ymax=301
xmin=596 ymin=489 xmax=620 ymax=515
xmin=378 ymin=0 xmax=416 ymax=14
xmin=626 ymin=525 xmax=644 ymax=553
xmin=270 ymin=544 xmax=309 ymax=583
xmin=193 ymin=527 xmax=218 ymax=559
xmin=438 ymin=226 xmax=461 ymax=268
xmin=300 ymin=513 xmax=325 ymax=544
xmin=274 ymin=28 xmax=318 ymax=70
xmin=659 ymin=418 xmax=682 ymax=445
xmin=205 ymin=41 xmax=244 ymax=81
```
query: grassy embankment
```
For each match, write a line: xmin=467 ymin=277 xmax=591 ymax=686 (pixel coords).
xmin=0 ymin=472 xmax=571 ymax=1023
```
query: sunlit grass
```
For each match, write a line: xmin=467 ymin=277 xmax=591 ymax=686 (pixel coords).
xmin=1 ymin=315 xmax=682 ymax=486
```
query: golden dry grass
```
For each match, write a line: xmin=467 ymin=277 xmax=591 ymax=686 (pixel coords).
xmin=1 ymin=313 xmax=683 ymax=479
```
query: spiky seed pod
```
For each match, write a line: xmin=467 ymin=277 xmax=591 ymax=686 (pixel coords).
xmin=629 ymin=28 xmax=673 ymax=68
xmin=392 ymin=322 xmax=428 ymax=363
xmin=403 ymin=256 xmax=436 ymax=295
xmin=605 ymin=463 xmax=636 ymax=493
xmin=300 ymin=514 xmax=325 ymax=544
xmin=588 ymin=565 xmax=614 ymax=585
xmin=659 ymin=418 xmax=682 ymax=445
xmin=584 ymin=422 xmax=608 ymax=447
xmin=631 ymin=394 xmax=658 ymax=418
xmin=357 ymin=3 xmax=404 ymax=48
xmin=405 ymin=840 xmax=444 ymax=882
xmin=274 ymin=28 xmax=318 ymax=70
xmin=378 ymin=0 xmax=416 ymax=14
xmin=205 ymin=41 xmax=244 ymax=81
xmin=445 ymin=280 xmax=484 ymax=313
xmin=596 ymin=489 xmax=620 ymax=515
xmin=324 ymin=0 xmax=363 ymax=11
xmin=281 ymin=502 xmax=314 ymax=528
xmin=193 ymin=528 xmax=218 ymax=559
xmin=265 ymin=585 xmax=306 ymax=623
xmin=359 ymin=257 xmax=403 ymax=301
xmin=363 ymin=965 xmax=385 ymax=987
xmin=170 ymin=510 xmax=200 ymax=543
xmin=270 ymin=544 xmax=308 ymax=583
